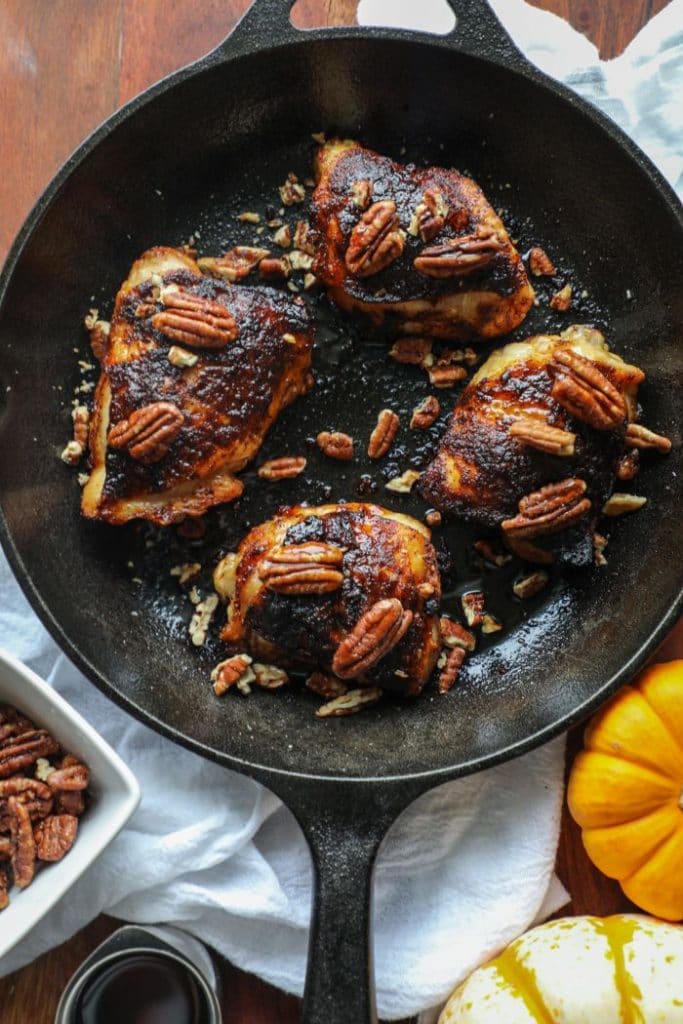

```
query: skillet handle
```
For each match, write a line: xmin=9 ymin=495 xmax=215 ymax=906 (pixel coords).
xmin=208 ymin=0 xmax=299 ymax=56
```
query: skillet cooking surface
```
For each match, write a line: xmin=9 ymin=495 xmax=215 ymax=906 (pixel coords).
xmin=0 ymin=35 xmax=681 ymax=782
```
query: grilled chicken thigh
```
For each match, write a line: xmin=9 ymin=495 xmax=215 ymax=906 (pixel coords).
xmin=214 ymin=503 xmax=442 ymax=695
xmin=310 ymin=139 xmax=534 ymax=341
xmin=81 ymin=247 xmax=314 ymax=525
xmin=420 ymin=325 xmax=651 ymax=564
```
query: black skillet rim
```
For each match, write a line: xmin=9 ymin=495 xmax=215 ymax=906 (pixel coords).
xmin=0 ymin=24 xmax=681 ymax=786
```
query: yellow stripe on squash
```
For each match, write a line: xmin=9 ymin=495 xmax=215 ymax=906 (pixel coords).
xmin=585 ymin=686 xmax=683 ymax=780
xmin=638 ymin=660 xmax=683 ymax=745
xmin=568 ymin=750 xmax=679 ymax=828
xmin=582 ymin=802 xmax=682 ymax=879
xmin=623 ymin=826 xmax=683 ymax=922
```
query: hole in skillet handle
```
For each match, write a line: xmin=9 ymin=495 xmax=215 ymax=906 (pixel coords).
xmin=207 ymin=0 xmax=527 ymax=68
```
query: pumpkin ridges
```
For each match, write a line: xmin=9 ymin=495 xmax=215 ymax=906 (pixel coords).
xmin=622 ymin=827 xmax=683 ymax=922
xmin=568 ymin=750 xmax=679 ymax=829
xmin=582 ymin=803 xmax=682 ymax=880
xmin=584 ymin=687 xmax=683 ymax=781
xmin=637 ymin=660 xmax=683 ymax=750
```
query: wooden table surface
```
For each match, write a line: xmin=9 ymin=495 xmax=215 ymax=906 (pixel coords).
xmin=0 ymin=1 xmax=678 ymax=1021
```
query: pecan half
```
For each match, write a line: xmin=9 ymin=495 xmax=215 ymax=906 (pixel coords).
xmin=440 ymin=617 xmax=476 ymax=652
xmin=509 ymin=417 xmax=576 ymax=456
xmin=211 ymin=655 xmax=255 ymax=696
xmin=0 ymin=731 xmax=59 ymax=779
xmin=252 ymin=664 xmax=289 ymax=690
xmin=408 ymin=188 xmax=448 ymax=243
xmin=414 ymin=227 xmax=504 ymax=278
xmin=315 ymin=688 xmax=383 ymax=718
xmin=0 ymin=777 xmax=53 ymax=824
xmin=625 ymin=422 xmax=672 ymax=453
xmin=438 ymin=647 xmax=466 ymax=694
xmin=502 ymin=478 xmax=591 ymax=539
xmin=551 ymin=350 xmax=626 ymax=430
xmin=411 ymin=395 xmax=440 ymax=430
xmin=332 ymin=599 xmax=413 ymax=679
xmin=47 ymin=762 xmax=89 ymax=792
xmin=461 ymin=592 xmax=485 ymax=628
xmin=258 ymin=542 xmax=344 ymax=596
xmin=108 ymin=401 xmax=184 ymax=464
xmin=368 ymin=410 xmax=399 ymax=459
xmin=152 ymin=289 xmax=239 ymax=348
xmin=345 ymin=200 xmax=405 ymax=278
xmin=317 ymin=431 xmax=354 ymax=461
xmin=257 ymin=456 xmax=306 ymax=480
xmin=198 ymin=247 xmax=269 ymax=283
xmin=8 ymin=798 xmax=35 ymax=888
xmin=34 ymin=815 xmax=78 ymax=862
xmin=306 ymin=672 xmax=348 ymax=699
xmin=427 ymin=364 xmax=467 ymax=388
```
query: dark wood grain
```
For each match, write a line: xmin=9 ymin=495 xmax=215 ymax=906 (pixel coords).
xmin=0 ymin=2 xmax=679 ymax=1022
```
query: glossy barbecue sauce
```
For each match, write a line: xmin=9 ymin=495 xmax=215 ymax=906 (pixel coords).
xmin=76 ymin=954 xmax=205 ymax=1024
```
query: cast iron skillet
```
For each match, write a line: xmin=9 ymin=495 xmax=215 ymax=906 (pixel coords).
xmin=0 ymin=1 xmax=681 ymax=1020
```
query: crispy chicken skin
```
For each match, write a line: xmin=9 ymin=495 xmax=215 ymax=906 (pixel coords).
xmin=310 ymin=139 xmax=534 ymax=341
xmin=419 ymin=325 xmax=645 ymax=562
xmin=82 ymin=247 xmax=314 ymax=525
xmin=215 ymin=503 xmax=442 ymax=696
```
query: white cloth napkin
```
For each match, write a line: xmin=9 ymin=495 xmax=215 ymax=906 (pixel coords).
xmin=1 ymin=1 xmax=681 ymax=1018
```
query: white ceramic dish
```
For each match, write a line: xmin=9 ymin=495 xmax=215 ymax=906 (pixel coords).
xmin=0 ymin=647 xmax=140 ymax=960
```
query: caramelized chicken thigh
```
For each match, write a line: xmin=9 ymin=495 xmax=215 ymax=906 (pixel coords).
xmin=81 ymin=247 xmax=313 ymax=525
xmin=419 ymin=326 xmax=648 ymax=565
xmin=214 ymin=503 xmax=442 ymax=696
xmin=311 ymin=139 xmax=534 ymax=341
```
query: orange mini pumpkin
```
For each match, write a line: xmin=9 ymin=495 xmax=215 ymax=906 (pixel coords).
xmin=568 ymin=659 xmax=683 ymax=920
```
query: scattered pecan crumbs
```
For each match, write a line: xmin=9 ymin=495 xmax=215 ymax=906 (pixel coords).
xmin=461 ymin=592 xmax=485 ymax=628
xmin=257 ymin=456 xmax=307 ymax=480
xmin=317 ymin=431 xmax=354 ymax=461
xmin=170 ymin=562 xmax=201 ymax=585
xmin=315 ymin=688 xmax=383 ymax=718
xmin=440 ymin=617 xmax=476 ymax=652
xmin=549 ymin=284 xmax=573 ymax=311
xmin=0 ymin=705 xmax=87 ymax=909
xmin=602 ymin=493 xmax=647 ymax=517
xmin=411 ymin=396 xmax=440 ymax=430
xmin=189 ymin=593 xmax=219 ymax=647
xmin=211 ymin=655 xmax=255 ymax=696
xmin=528 ymin=247 xmax=556 ymax=277
xmin=513 ymin=571 xmax=549 ymax=600
xmin=438 ymin=648 xmax=466 ymax=694
xmin=306 ymin=672 xmax=348 ymax=700
xmin=625 ymin=423 xmax=672 ymax=453
xmin=386 ymin=470 xmax=420 ymax=494
xmin=368 ymin=409 xmax=400 ymax=459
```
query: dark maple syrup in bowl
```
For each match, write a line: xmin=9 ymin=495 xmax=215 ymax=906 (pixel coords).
xmin=76 ymin=953 xmax=206 ymax=1024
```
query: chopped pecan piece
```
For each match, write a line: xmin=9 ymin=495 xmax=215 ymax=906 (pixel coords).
xmin=279 ymin=173 xmax=305 ymax=206
xmin=438 ymin=647 xmax=466 ymax=694
xmin=8 ymin=798 xmax=35 ymax=888
xmin=317 ymin=431 xmax=354 ymax=461
xmin=616 ymin=449 xmax=640 ymax=480
xmin=0 ymin=731 xmax=59 ymax=779
xmin=593 ymin=532 xmax=608 ymax=567
xmin=502 ymin=478 xmax=591 ymax=540
xmin=0 ymin=777 xmax=53 ymax=824
xmin=385 ymin=469 xmax=420 ymax=494
xmin=461 ymin=592 xmax=485 ymax=628
xmin=332 ymin=599 xmax=413 ymax=679
xmin=153 ymin=288 xmax=239 ymax=348
xmin=0 ymin=837 xmax=12 ymax=860
xmin=481 ymin=613 xmax=502 ymax=634
xmin=528 ymin=247 xmax=556 ymax=277
xmin=211 ymin=655 xmax=255 ymax=696
xmin=259 ymin=256 xmax=291 ymax=280
xmin=389 ymin=337 xmax=433 ymax=366
xmin=625 ymin=423 xmax=672 ymax=453
xmin=167 ymin=346 xmax=198 ymax=368
xmin=504 ymin=535 xmax=556 ymax=566
xmin=293 ymin=219 xmax=315 ymax=255
xmin=198 ymin=247 xmax=269 ymax=282
xmin=272 ymin=224 xmax=292 ymax=248
xmin=551 ymin=350 xmax=626 ymax=430
xmin=0 ymin=865 xmax=9 ymax=910
xmin=368 ymin=409 xmax=400 ymax=459
xmin=602 ymin=493 xmax=647 ymax=516
xmin=47 ymin=762 xmax=89 ymax=792
xmin=108 ymin=401 xmax=184 ymax=464
xmin=427 ymin=364 xmax=467 ymax=388
xmin=34 ymin=815 xmax=78 ymax=862
xmin=55 ymin=790 xmax=86 ymax=817
xmin=88 ymin=318 xmax=110 ymax=362
xmin=350 ymin=180 xmax=373 ymax=210
xmin=549 ymin=284 xmax=573 ymax=311
xmin=252 ymin=664 xmax=289 ymax=690
xmin=315 ymin=688 xmax=382 ymax=718
xmin=257 ymin=456 xmax=306 ymax=480
xmin=345 ymin=200 xmax=406 ymax=278
xmin=509 ymin=417 xmax=576 ymax=456
xmin=414 ymin=227 xmax=504 ymax=278
xmin=408 ymin=188 xmax=448 ymax=243
xmin=425 ymin=509 xmax=442 ymax=528
xmin=473 ymin=539 xmax=512 ymax=567
xmin=258 ymin=542 xmax=344 ymax=596
xmin=440 ymin=617 xmax=476 ymax=652
xmin=306 ymin=672 xmax=348 ymax=700
xmin=513 ymin=571 xmax=549 ymax=600
xmin=411 ymin=395 xmax=440 ymax=430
